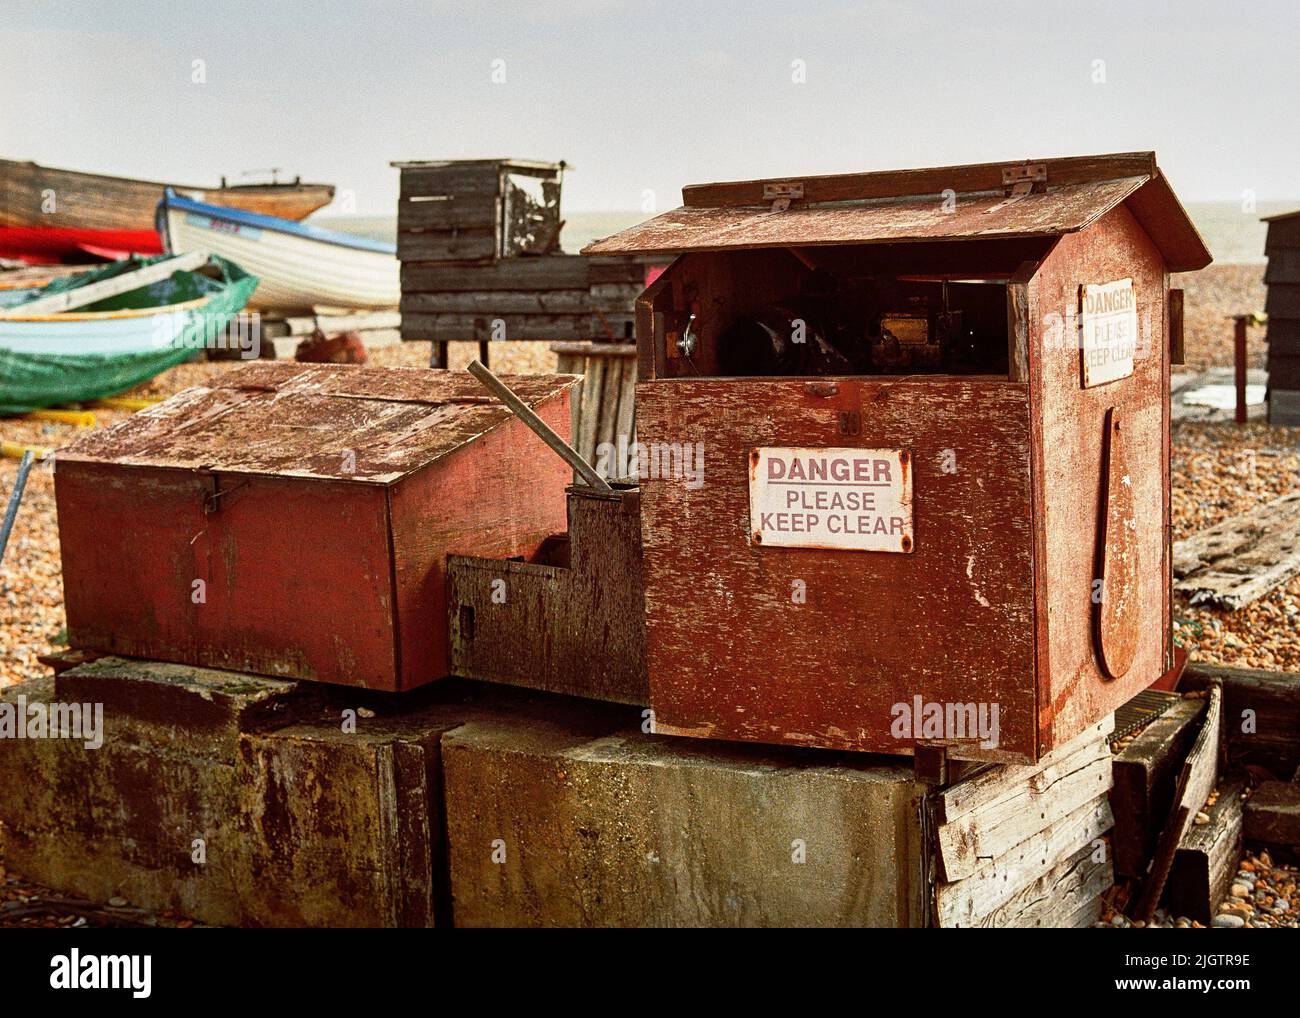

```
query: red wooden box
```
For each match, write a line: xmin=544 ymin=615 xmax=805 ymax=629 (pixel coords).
xmin=55 ymin=362 xmax=577 ymax=691
xmin=586 ymin=152 xmax=1211 ymax=763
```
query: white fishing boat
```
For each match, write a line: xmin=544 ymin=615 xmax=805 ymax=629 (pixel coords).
xmin=157 ymin=189 xmax=399 ymax=312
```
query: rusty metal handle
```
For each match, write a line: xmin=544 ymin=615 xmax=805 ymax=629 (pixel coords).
xmin=465 ymin=360 xmax=612 ymax=492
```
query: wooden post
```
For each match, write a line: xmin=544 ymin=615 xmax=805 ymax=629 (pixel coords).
xmin=1234 ymin=316 xmax=1248 ymax=424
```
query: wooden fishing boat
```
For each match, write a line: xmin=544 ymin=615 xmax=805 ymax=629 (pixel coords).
xmin=0 ymin=253 xmax=258 ymax=413
xmin=0 ymin=159 xmax=335 ymax=261
xmin=159 ymin=189 xmax=399 ymax=312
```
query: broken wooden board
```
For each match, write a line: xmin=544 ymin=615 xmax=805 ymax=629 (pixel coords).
xmin=1111 ymin=697 xmax=1206 ymax=878
xmin=1163 ymin=775 xmax=1246 ymax=924
xmin=1134 ymin=684 xmax=1223 ymax=920
xmin=1173 ymin=490 xmax=1300 ymax=609
xmin=956 ymin=840 xmax=1113 ymax=928
xmin=936 ymin=724 xmax=1113 ymax=882
xmin=935 ymin=716 xmax=1113 ymax=823
xmin=935 ymin=794 xmax=1112 ymax=927
xmin=1244 ymin=781 xmax=1300 ymax=847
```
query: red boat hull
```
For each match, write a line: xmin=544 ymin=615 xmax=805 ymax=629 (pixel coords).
xmin=0 ymin=226 xmax=163 ymax=263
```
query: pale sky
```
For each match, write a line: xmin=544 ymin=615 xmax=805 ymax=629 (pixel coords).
xmin=3 ymin=0 xmax=1298 ymax=214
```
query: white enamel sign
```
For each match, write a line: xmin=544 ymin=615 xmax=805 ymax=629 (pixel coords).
xmin=1080 ymin=277 xmax=1137 ymax=387
xmin=748 ymin=447 xmax=913 ymax=553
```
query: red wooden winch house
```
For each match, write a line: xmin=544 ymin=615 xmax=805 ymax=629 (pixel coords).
xmin=586 ymin=151 xmax=1211 ymax=765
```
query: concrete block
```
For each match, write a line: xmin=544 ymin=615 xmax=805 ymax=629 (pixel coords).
xmin=4 ymin=661 xmax=928 ymax=927
xmin=0 ymin=659 xmax=475 ymax=927
xmin=55 ymin=656 xmax=315 ymax=758
xmin=442 ymin=710 xmax=926 ymax=927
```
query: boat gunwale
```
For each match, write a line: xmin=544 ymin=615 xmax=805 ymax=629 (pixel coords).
xmin=0 ymin=294 xmax=214 ymax=323
xmin=161 ymin=189 xmax=396 ymax=256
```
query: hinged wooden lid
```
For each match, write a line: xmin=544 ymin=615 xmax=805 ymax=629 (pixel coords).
xmin=59 ymin=362 xmax=580 ymax=485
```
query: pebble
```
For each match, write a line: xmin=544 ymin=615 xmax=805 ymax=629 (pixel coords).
xmin=1194 ymin=811 xmax=1211 ymax=825
xmin=107 ymin=896 xmax=127 ymax=907
xmin=1212 ymin=914 xmax=1245 ymax=928
xmin=1230 ymin=883 xmax=1251 ymax=897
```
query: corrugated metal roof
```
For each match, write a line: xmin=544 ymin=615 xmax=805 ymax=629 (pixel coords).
xmin=583 ymin=152 xmax=1211 ymax=271
xmin=58 ymin=362 xmax=578 ymax=485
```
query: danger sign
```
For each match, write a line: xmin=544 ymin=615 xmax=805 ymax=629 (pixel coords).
xmin=748 ymin=447 xmax=914 ymax=553
xmin=1080 ymin=277 xmax=1137 ymax=388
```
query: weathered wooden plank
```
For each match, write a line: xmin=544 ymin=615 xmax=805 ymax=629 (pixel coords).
xmin=401 ymin=256 xmax=590 ymax=292
xmin=447 ymin=486 xmax=647 ymax=704
xmin=398 ymin=194 xmax=499 ymax=230
xmin=1271 ymin=389 xmax=1300 ymax=427
xmin=1111 ymin=697 xmax=1205 ymax=878
xmin=615 ymin=357 xmax=637 ymax=450
xmin=549 ymin=341 xmax=636 ymax=359
xmin=1181 ymin=663 xmax=1300 ymax=777
xmin=936 ymin=716 xmax=1113 ymax=822
xmin=1173 ymin=490 xmax=1300 ymax=609
xmin=590 ymin=282 xmax=645 ymax=311
xmin=1264 ymin=246 xmax=1300 ymax=283
xmin=1265 ymin=282 xmax=1300 ymax=318
xmin=588 ymin=259 xmax=654 ymax=285
xmin=1267 ymin=354 xmax=1300 ymax=390
xmin=961 ymin=840 xmax=1113 ymax=928
xmin=399 ymin=312 xmax=590 ymax=342
xmin=259 ymin=311 xmax=401 ymax=339
xmin=403 ymin=290 xmax=591 ymax=314
xmin=576 ymin=354 xmax=606 ymax=464
xmin=938 ymin=753 xmax=1113 ymax=881
xmin=1244 ymin=781 xmax=1300 ymax=846
xmin=597 ymin=356 xmax=620 ymax=452
xmin=397 ymin=227 xmax=498 ymax=262
xmin=680 ymin=152 xmax=1156 ymax=208
xmin=1134 ymin=684 xmax=1222 ymax=920
xmin=399 ymin=164 xmax=501 ymax=198
xmin=1006 ymin=261 xmax=1034 ymax=383
xmin=1163 ymin=775 xmax=1246 ymax=924
xmin=935 ymin=794 xmax=1112 ymax=927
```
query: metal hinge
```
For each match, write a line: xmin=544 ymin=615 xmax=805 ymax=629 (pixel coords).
xmin=762 ymin=181 xmax=804 ymax=212
xmin=985 ymin=162 xmax=1047 ymax=214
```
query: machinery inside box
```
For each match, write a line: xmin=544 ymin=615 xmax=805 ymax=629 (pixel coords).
xmin=661 ymin=249 xmax=1024 ymax=379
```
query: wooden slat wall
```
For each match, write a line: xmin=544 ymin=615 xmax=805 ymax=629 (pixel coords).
xmin=932 ymin=716 xmax=1116 ymax=927
xmin=552 ymin=342 xmax=638 ymax=469
xmin=1265 ymin=215 xmax=1300 ymax=424
xmin=396 ymin=162 xmax=653 ymax=346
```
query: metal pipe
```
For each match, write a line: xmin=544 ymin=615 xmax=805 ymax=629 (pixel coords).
xmin=465 ymin=359 xmax=612 ymax=492
xmin=0 ymin=451 xmax=36 ymax=567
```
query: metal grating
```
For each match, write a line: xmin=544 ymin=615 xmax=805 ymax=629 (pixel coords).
xmin=1110 ymin=688 xmax=1181 ymax=745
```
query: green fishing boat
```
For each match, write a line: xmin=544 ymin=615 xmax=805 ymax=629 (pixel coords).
xmin=0 ymin=254 xmax=258 ymax=414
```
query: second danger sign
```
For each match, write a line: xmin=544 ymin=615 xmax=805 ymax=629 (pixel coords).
xmin=748 ymin=447 xmax=914 ymax=553
xmin=1080 ymin=277 xmax=1137 ymax=388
